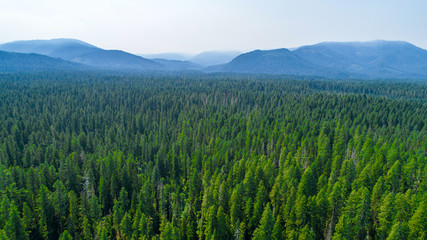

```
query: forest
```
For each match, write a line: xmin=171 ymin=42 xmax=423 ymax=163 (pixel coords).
xmin=0 ymin=72 xmax=426 ymax=240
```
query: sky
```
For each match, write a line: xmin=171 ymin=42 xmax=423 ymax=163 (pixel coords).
xmin=1 ymin=0 xmax=426 ymax=54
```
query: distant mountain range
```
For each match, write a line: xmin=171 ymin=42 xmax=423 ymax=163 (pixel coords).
xmin=0 ymin=50 xmax=87 ymax=72
xmin=293 ymin=40 xmax=427 ymax=79
xmin=219 ymin=48 xmax=345 ymax=77
xmin=189 ymin=51 xmax=242 ymax=66
xmin=1 ymin=38 xmax=427 ymax=79
xmin=0 ymin=39 xmax=163 ymax=71
xmin=139 ymin=53 xmax=192 ymax=61
xmin=140 ymin=51 xmax=241 ymax=66
xmin=217 ymin=40 xmax=427 ymax=79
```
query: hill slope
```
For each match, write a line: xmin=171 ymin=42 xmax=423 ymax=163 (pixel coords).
xmin=0 ymin=50 xmax=87 ymax=72
xmin=220 ymin=48 xmax=344 ymax=77
xmin=151 ymin=59 xmax=202 ymax=71
xmin=293 ymin=40 xmax=427 ymax=78
xmin=0 ymin=38 xmax=162 ymax=71
xmin=217 ymin=41 xmax=427 ymax=79
xmin=2 ymin=39 xmax=427 ymax=78
xmin=190 ymin=50 xmax=241 ymax=66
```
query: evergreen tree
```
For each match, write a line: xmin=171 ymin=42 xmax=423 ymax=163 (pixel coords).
xmin=160 ymin=220 xmax=179 ymax=240
xmin=298 ymin=224 xmax=315 ymax=240
xmin=5 ymin=203 xmax=29 ymax=240
xmin=215 ymin=206 xmax=230 ymax=240
xmin=81 ymin=216 xmax=92 ymax=240
xmin=22 ymin=202 xmax=35 ymax=237
xmin=37 ymin=185 xmax=56 ymax=239
xmin=67 ymin=191 xmax=80 ymax=238
xmin=253 ymin=203 xmax=274 ymax=240
xmin=377 ymin=193 xmax=395 ymax=240
xmin=58 ymin=230 xmax=73 ymax=240
xmin=272 ymin=218 xmax=284 ymax=240
xmin=386 ymin=221 xmax=408 ymax=240
xmin=0 ymin=230 xmax=8 ymax=240
xmin=0 ymin=73 xmax=425 ymax=240
xmin=408 ymin=201 xmax=426 ymax=240
xmin=120 ymin=212 xmax=132 ymax=239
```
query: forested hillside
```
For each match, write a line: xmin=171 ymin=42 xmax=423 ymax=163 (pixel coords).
xmin=0 ymin=73 xmax=425 ymax=240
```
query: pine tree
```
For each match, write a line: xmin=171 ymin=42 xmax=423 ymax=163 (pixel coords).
xmin=120 ymin=212 xmax=132 ymax=239
xmin=98 ymin=176 xmax=111 ymax=215
xmin=215 ymin=206 xmax=230 ymax=240
xmin=37 ymin=185 xmax=56 ymax=240
xmin=118 ymin=187 xmax=130 ymax=214
xmin=272 ymin=217 xmax=284 ymax=240
xmin=97 ymin=221 xmax=109 ymax=240
xmin=408 ymin=201 xmax=426 ymax=240
xmin=332 ymin=212 xmax=350 ymax=240
xmin=81 ymin=215 xmax=92 ymax=240
xmin=53 ymin=180 xmax=68 ymax=233
xmin=138 ymin=212 xmax=152 ymax=238
xmin=0 ymin=230 xmax=8 ymax=240
xmin=160 ymin=220 xmax=179 ymax=240
xmin=253 ymin=203 xmax=274 ymax=240
xmin=22 ymin=202 xmax=34 ymax=237
xmin=5 ymin=203 xmax=29 ymax=240
xmin=89 ymin=195 xmax=102 ymax=223
xmin=0 ymin=196 xmax=10 ymax=230
xmin=229 ymin=183 xmax=244 ymax=228
xmin=113 ymin=200 xmax=122 ymax=235
xmin=203 ymin=205 xmax=217 ymax=239
xmin=385 ymin=160 xmax=401 ymax=192
xmin=58 ymin=230 xmax=73 ymax=240
xmin=377 ymin=192 xmax=395 ymax=240
xmin=386 ymin=221 xmax=408 ymax=240
xmin=298 ymin=224 xmax=315 ymax=240
xmin=67 ymin=190 xmax=80 ymax=238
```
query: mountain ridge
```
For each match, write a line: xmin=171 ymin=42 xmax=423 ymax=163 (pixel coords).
xmin=217 ymin=40 xmax=427 ymax=79
xmin=0 ymin=50 xmax=89 ymax=72
xmin=0 ymin=38 xmax=164 ymax=71
xmin=1 ymin=38 xmax=427 ymax=79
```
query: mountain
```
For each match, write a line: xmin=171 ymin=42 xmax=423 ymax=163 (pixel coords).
xmin=190 ymin=51 xmax=241 ymax=66
xmin=70 ymin=49 xmax=161 ymax=70
xmin=218 ymin=48 xmax=345 ymax=77
xmin=2 ymin=39 xmax=427 ymax=78
xmin=0 ymin=50 xmax=87 ymax=72
xmin=0 ymin=38 xmax=162 ymax=71
xmin=139 ymin=53 xmax=192 ymax=61
xmin=293 ymin=40 xmax=427 ymax=78
xmin=151 ymin=59 xmax=202 ymax=71
xmin=218 ymin=41 xmax=427 ymax=79
xmin=0 ymin=39 xmax=99 ymax=60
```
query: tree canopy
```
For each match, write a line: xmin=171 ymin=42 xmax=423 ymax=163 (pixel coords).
xmin=0 ymin=72 xmax=426 ymax=239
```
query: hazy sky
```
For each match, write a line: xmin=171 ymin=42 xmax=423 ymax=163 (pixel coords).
xmin=1 ymin=0 xmax=426 ymax=54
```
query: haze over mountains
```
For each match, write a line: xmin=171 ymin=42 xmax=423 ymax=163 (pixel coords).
xmin=0 ymin=50 xmax=87 ymax=72
xmin=139 ymin=51 xmax=241 ymax=70
xmin=1 ymin=38 xmax=427 ymax=79
xmin=218 ymin=48 xmax=344 ymax=77
xmin=0 ymin=39 xmax=162 ymax=71
xmin=139 ymin=51 xmax=241 ymax=66
xmin=189 ymin=51 xmax=242 ymax=66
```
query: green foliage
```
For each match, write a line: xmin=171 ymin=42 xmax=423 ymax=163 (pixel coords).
xmin=120 ymin=212 xmax=132 ymax=239
xmin=159 ymin=220 xmax=179 ymax=240
xmin=81 ymin=216 xmax=92 ymax=240
xmin=0 ymin=230 xmax=8 ymax=240
xmin=58 ymin=230 xmax=72 ymax=240
xmin=0 ymin=72 xmax=425 ymax=239
xmin=253 ymin=203 xmax=274 ymax=240
xmin=5 ymin=203 xmax=29 ymax=240
xmin=408 ymin=201 xmax=427 ymax=240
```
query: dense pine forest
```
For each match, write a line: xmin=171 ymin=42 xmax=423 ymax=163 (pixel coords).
xmin=0 ymin=72 xmax=426 ymax=240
